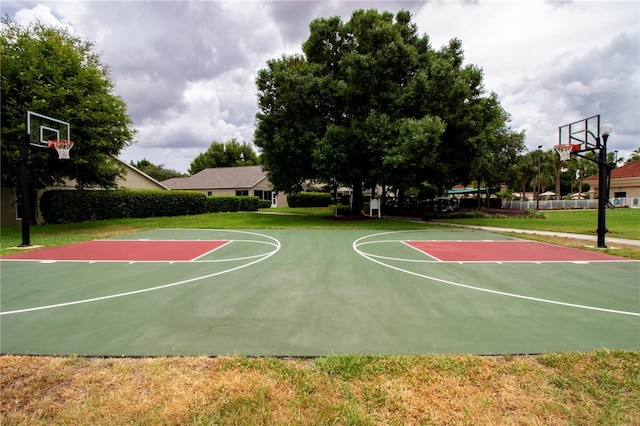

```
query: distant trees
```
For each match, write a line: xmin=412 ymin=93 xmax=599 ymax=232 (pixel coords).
xmin=188 ymin=139 xmax=259 ymax=175
xmin=130 ymin=159 xmax=186 ymax=181
xmin=255 ymin=9 xmax=522 ymax=213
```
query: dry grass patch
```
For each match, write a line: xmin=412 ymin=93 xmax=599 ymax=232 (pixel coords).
xmin=1 ymin=351 xmax=639 ymax=425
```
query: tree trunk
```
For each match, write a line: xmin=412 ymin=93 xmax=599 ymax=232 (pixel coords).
xmin=351 ymin=180 xmax=363 ymax=216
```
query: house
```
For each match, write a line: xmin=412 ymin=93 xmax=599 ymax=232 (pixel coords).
xmin=585 ymin=160 xmax=640 ymax=207
xmin=1 ymin=157 xmax=169 ymax=227
xmin=161 ymin=165 xmax=287 ymax=208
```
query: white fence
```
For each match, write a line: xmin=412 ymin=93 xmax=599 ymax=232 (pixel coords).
xmin=505 ymin=197 xmax=640 ymax=210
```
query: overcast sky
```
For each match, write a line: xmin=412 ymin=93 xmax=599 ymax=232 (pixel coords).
xmin=4 ymin=0 xmax=639 ymax=173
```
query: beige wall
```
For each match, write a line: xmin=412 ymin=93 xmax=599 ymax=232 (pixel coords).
xmin=588 ymin=176 xmax=640 ymax=202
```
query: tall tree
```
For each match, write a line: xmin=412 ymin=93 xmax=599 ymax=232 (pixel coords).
xmin=625 ymin=147 xmax=640 ymax=165
xmin=1 ymin=19 xmax=136 ymax=191
xmin=188 ymin=139 xmax=258 ymax=175
xmin=255 ymin=9 xmax=516 ymax=213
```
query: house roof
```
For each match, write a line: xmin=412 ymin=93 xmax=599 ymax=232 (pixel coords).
xmin=584 ymin=160 xmax=640 ymax=181
xmin=114 ymin=157 xmax=170 ymax=190
xmin=161 ymin=165 xmax=267 ymax=190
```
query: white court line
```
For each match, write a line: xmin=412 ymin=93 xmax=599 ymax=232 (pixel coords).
xmin=401 ymin=240 xmax=443 ymax=262
xmin=191 ymin=240 xmax=231 ymax=261
xmin=0 ymin=240 xmax=279 ymax=264
xmin=353 ymin=231 xmax=640 ymax=318
xmin=0 ymin=231 xmax=281 ymax=316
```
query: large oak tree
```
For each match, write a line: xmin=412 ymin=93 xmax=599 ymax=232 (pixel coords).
xmin=255 ymin=9 xmax=521 ymax=213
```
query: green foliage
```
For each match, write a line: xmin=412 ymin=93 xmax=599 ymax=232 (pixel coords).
xmin=525 ymin=209 xmax=547 ymax=219
xmin=40 ymin=190 xmax=207 ymax=223
xmin=424 ymin=210 xmax=493 ymax=221
xmin=625 ymin=148 xmax=640 ymax=165
xmin=287 ymin=192 xmax=332 ymax=208
xmin=131 ymin=159 xmax=185 ymax=181
xmin=40 ymin=191 xmax=260 ymax=223
xmin=189 ymin=139 xmax=259 ymax=175
xmin=1 ymin=19 xmax=136 ymax=190
xmin=205 ymin=196 xmax=259 ymax=213
xmin=255 ymin=9 xmax=519 ymax=214
xmin=258 ymin=199 xmax=272 ymax=208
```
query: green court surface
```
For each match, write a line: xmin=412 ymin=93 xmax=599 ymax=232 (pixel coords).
xmin=1 ymin=229 xmax=638 ymax=356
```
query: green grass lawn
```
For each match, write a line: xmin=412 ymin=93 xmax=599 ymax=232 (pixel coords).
xmin=435 ymin=209 xmax=640 ymax=240
xmin=2 ymin=208 xmax=639 ymax=257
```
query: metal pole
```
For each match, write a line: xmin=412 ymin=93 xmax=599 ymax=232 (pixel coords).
xmin=596 ymin=134 xmax=609 ymax=248
xmin=19 ymin=130 xmax=31 ymax=247
xmin=536 ymin=145 xmax=542 ymax=210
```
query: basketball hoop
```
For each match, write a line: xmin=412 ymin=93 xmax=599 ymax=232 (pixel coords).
xmin=554 ymin=143 xmax=579 ymax=162
xmin=48 ymin=140 xmax=74 ymax=160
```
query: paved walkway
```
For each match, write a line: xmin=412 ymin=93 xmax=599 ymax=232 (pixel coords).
xmin=432 ymin=222 xmax=640 ymax=248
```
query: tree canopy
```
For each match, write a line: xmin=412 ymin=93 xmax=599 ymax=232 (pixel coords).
xmin=130 ymin=159 xmax=186 ymax=181
xmin=1 ymin=19 xmax=136 ymax=190
xmin=255 ymin=9 xmax=523 ymax=213
xmin=188 ymin=139 xmax=259 ymax=175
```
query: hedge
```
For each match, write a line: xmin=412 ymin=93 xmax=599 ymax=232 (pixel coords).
xmin=40 ymin=190 xmax=259 ymax=224
xmin=205 ymin=195 xmax=259 ymax=213
xmin=287 ymin=192 xmax=332 ymax=208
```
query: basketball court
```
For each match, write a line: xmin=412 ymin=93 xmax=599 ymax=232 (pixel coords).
xmin=1 ymin=228 xmax=638 ymax=357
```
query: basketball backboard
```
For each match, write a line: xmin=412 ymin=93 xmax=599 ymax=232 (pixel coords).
xmin=27 ymin=111 xmax=71 ymax=148
xmin=558 ymin=115 xmax=601 ymax=152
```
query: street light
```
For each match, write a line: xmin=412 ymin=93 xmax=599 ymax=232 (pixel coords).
xmin=536 ymin=145 xmax=542 ymax=210
xmin=596 ymin=120 xmax=613 ymax=248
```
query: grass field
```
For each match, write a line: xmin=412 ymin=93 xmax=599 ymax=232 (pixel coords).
xmin=437 ymin=208 xmax=640 ymax=240
xmin=1 ymin=208 xmax=639 ymax=424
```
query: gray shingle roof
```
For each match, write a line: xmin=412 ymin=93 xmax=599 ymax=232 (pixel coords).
xmin=161 ymin=165 xmax=267 ymax=190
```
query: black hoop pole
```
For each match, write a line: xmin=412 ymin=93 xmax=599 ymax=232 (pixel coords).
xmin=19 ymin=123 xmax=31 ymax=247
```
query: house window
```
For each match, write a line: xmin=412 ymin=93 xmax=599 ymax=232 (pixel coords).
xmin=207 ymin=191 xmax=212 ymax=196
xmin=254 ymin=190 xmax=273 ymax=201
xmin=235 ymin=190 xmax=249 ymax=196
xmin=614 ymin=191 xmax=626 ymax=198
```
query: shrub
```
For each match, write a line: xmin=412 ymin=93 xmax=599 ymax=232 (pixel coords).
xmin=287 ymin=192 xmax=332 ymax=208
xmin=258 ymin=199 xmax=272 ymax=208
xmin=204 ymin=196 xmax=259 ymax=213
xmin=40 ymin=190 xmax=260 ymax=224
xmin=423 ymin=210 xmax=491 ymax=221
xmin=526 ymin=209 xmax=547 ymax=219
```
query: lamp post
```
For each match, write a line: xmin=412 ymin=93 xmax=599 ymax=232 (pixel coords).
xmin=536 ymin=145 xmax=542 ymax=210
xmin=596 ymin=120 xmax=613 ymax=248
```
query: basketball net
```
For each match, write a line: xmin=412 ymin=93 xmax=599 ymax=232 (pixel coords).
xmin=554 ymin=143 xmax=579 ymax=162
xmin=48 ymin=140 xmax=74 ymax=160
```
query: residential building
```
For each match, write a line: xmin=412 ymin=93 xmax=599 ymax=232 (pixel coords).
xmin=161 ymin=165 xmax=287 ymax=208
xmin=585 ymin=160 xmax=640 ymax=207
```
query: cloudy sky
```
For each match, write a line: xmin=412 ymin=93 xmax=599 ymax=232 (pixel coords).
xmin=4 ymin=0 xmax=639 ymax=173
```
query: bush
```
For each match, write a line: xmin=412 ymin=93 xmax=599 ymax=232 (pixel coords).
xmin=287 ymin=192 xmax=332 ymax=208
xmin=423 ymin=210 xmax=491 ymax=221
xmin=40 ymin=190 xmax=259 ymax=224
xmin=258 ymin=199 xmax=272 ymax=208
xmin=204 ymin=196 xmax=259 ymax=213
